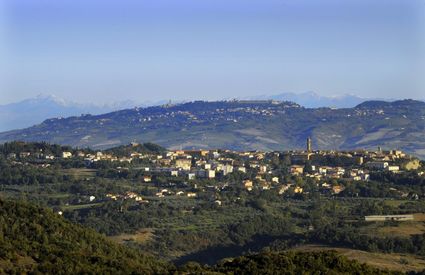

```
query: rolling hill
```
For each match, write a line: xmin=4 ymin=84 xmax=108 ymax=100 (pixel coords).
xmin=0 ymin=99 xmax=424 ymax=158
xmin=0 ymin=198 xmax=171 ymax=273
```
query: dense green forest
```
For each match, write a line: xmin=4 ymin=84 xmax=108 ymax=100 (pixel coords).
xmin=195 ymin=251 xmax=403 ymax=274
xmin=1 ymin=198 xmax=406 ymax=274
xmin=0 ymin=198 xmax=171 ymax=274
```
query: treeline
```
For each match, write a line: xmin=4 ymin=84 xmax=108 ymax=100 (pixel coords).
xmin=0 ymin=159 xmax=70 ymax=185
xmin=372 ymin=171 xmax=425 ymax=187
xmin=0 ymin=141 xmax=74 ymax=156
xmin=183 ymin=251 xmax=401 ymax=274
xmin=0 ymin=141 xmax=165 ymax=158
xmin=104 ymin=142 xmax=166 ymax=156
xmin=311 ymin=223 xmax=425 ymax=256
xmin=340 ymin=180 xmax=419 ymax=198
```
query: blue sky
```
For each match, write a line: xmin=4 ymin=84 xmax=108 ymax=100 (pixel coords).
xmin=1 ymin=0 xmax=424 ymax=104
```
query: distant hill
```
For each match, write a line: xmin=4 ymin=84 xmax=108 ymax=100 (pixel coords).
xmin=0 ymin=95 xmax=144 ymax=132
xmin=250 ymin=91 xmax=400 ymax=108
xmin=0 ymin=99 xmax=424 ymax=158
xmin=0 ymin=199 xmax=170 ymax=273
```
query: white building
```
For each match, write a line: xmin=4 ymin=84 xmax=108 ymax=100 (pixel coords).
xmin=187 ymin=173 xmax=196 ymax=180
xmin=386 ymin=165 xmax=400 ymax=172
xmin=62 ymin=151 xmax=73 ymax=158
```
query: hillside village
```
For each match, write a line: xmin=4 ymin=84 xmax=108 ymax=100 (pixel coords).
xmin=2 ymin=140 xmax=423 ymax=207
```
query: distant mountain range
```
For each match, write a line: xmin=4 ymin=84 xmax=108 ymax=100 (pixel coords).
xmin=0 ymin=99 xmax=424 ymax=159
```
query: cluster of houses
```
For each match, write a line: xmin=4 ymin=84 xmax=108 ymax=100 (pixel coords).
xmin=106 ymin=192 xmax=145 ymax=202
xmin=287 ymin=140 xmax=420 ymax=177
xmin=288 ymin=165 xmax=370 ymax=181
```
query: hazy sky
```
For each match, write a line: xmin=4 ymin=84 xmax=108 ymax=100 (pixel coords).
xmin=1 ymin=0 xmax=424 ymax=104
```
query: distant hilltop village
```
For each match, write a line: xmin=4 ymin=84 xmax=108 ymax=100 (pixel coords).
xmin=3 ymin=139 xmax=422 ymax=201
